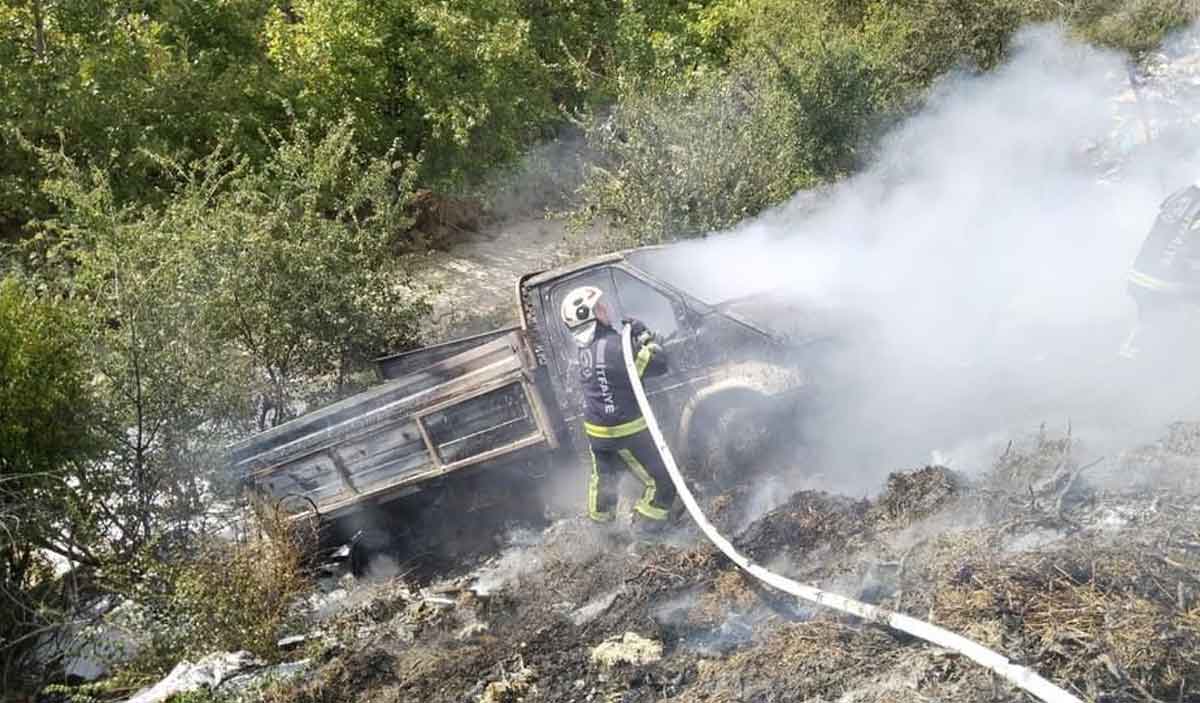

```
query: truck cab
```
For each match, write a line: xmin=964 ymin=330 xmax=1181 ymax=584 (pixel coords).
xmin=519 ymin=246 xmax=828 ymax=479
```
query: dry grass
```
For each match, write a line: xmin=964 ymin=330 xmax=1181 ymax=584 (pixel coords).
xmin=691 ymin=569 xmax=759 ymax=626
xmin=868 ymin=466 xmax=962 ymax=530
xmin=928 ymin=536 xmax=1200 ymax=700
xmin=121 ymin=504 xmax=313 ymax=676
xmin=683 ymin=621 xmax=906 ymax=702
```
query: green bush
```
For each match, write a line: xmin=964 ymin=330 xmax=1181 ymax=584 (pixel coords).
xmin=1065 ymin=0 xmax=1198 ymax=54
xmin=0 ymin=0 xmax=291 ymax=229
xmin=858 ymin=0 xmax=1052 ymax=102
xmin=571 ymin=5 xmax=882 ymax=248
xmin=132 ymin=508 xmax=312 ymax=667
xmin=173 ymin=115 xmax=430 ymax=424
xmin=32 ymin=113 xmax=429 ymax=438
xmin=0 ymin=114 xmax=425 ymax=692
xmin=569 ymin=0 xmax=1200 ymax=249
xmin=0 ymin=277 xmax=103 ymax=691
xmin=0 ymin=277 xmax=97 ymax=492
xmin=107 ymin=508 xmax=312 ymax=679
xmin=264 ymin=0 xmax=562 ymax=187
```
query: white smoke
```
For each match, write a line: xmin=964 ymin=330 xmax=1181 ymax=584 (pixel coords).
xmin=656 ymin=25 xmax=1200 ymax=493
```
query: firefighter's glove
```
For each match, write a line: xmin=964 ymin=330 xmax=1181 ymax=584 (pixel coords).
xmin=625 ymin=319 xmax=656 ymax=346
xmin=638 ymin=331 xmax=663 ymax=359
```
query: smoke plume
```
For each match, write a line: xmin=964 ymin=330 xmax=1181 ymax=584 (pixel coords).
xmin=655 ymin=25 xmax=1200 ymax=494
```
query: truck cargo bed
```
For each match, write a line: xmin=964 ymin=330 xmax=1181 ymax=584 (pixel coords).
xmin=230 ymin=331 xmax=556 ymax=520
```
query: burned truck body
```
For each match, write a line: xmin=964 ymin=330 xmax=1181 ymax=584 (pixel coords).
xmin=229 ymin=244 xmax=833 ymax=560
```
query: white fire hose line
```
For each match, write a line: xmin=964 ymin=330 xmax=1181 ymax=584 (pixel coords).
xmin=619 ymin=325 xmax=1082 ymax=703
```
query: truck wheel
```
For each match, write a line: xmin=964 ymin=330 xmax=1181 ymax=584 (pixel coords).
xmin=719 ymin=403 xmax=772 ymax=470
xmin=689 ymin=393 xmax=773 ymax=492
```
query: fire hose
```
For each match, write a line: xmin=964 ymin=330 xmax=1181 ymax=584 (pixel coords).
xmin=619 ymin=324 xmax=1082 ymax=703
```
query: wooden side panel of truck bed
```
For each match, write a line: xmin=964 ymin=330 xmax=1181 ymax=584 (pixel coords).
xmin=229 ymin=331 xmax=558 ymax=521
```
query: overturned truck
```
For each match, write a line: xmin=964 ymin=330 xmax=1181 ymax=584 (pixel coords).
xmin=229 ymin=244 xmax=834 ymax=568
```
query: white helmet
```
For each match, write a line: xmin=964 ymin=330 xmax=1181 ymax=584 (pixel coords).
xmin=561 ymin=286 xmax=604 ymax=347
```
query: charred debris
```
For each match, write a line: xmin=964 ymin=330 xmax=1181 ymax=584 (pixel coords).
xmin=182 ymin=424 xmax=1200 ymax=703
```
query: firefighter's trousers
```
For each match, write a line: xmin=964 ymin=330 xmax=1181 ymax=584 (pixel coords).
xmin=587 ymin=428 xmax=676 ymax=523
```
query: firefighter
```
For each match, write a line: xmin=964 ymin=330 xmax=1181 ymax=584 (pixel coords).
xmin=560 ymin=285 xmax=677 ymax=534
xmin=1122 ymin=183 xmax=1200 ymax=360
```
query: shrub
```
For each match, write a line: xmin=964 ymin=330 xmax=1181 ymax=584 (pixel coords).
xmin=116 ymin=507 xmax=312 ymax=676
xmin=0 ymin=278 xmax=103 ymax=691
xmin=572 ymin=19 xmax=881 ymax=248
xmin=168 ymin=519 xmax=310 ymax=661
xmin=1065 ymin=0 xmax=1199 ymax=54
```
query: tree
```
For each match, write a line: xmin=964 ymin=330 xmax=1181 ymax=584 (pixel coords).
xmin=572 ymin=0 xmax=883 ymax=246
xmin=0 ymin=276 xmax=103 ymax=562
xmin=1063 ymin=0 xmax=1196 ymax=55
xmin=24 ymin=114 xmax=429 ymax=560
xmin=30 ymin=151 xmax=241 ymax=555
xmin=2 ymin=110 xmax=427 ymax=694
xmin=265 ymin=0 xmax=559 ymax=186
xmin=0 ymin=0 xmax=290 ymax=232
xmin=178 ymin=115 xmax=429 ymax=427
xmin=0 ymin=277 xmax=102 ymax=688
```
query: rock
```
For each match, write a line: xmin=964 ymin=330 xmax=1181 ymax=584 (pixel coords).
xmin=277 ymin=634 xmax=308 ymax=650
xmin=589 ymin=632 xmax=663 ymax=668
xmin=480 ymin=678 xmax=530 ymax=703
xmin=124 ymin=651 xmax=261 ymax=703
xmin=455 ymin=621 xmax=490 ymax=640
xmin=37 ymin=597 xmax=146 ymax=682
xmin=385 ymin=613 xmax=417 ymax=643
xmin=219 ymin=659 xmax=311 ymax=696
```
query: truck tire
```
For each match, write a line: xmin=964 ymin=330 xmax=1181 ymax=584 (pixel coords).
xmin=688 ymin=392 xmax=774 ymax=492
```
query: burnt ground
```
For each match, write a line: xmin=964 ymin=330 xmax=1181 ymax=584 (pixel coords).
xmin=261 ymin=426 xmax=1200 ymax=703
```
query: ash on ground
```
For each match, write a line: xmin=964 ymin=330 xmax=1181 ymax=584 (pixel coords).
xmin=231 ymin=424 xmax=1200 ymax=703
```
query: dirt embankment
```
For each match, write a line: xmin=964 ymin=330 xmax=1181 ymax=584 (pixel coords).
xmin=266 ymin=425 xmax=1200 ymax=703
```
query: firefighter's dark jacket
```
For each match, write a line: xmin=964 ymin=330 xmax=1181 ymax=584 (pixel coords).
xmin=1130 ymin=184 xmax=1200 ymax=297
xmin=578 ymin=321 xmax=666 ymax=439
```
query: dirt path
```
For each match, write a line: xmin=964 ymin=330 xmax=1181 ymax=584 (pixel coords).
xmin=411 ymin=217 xmax=577 ymax=342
